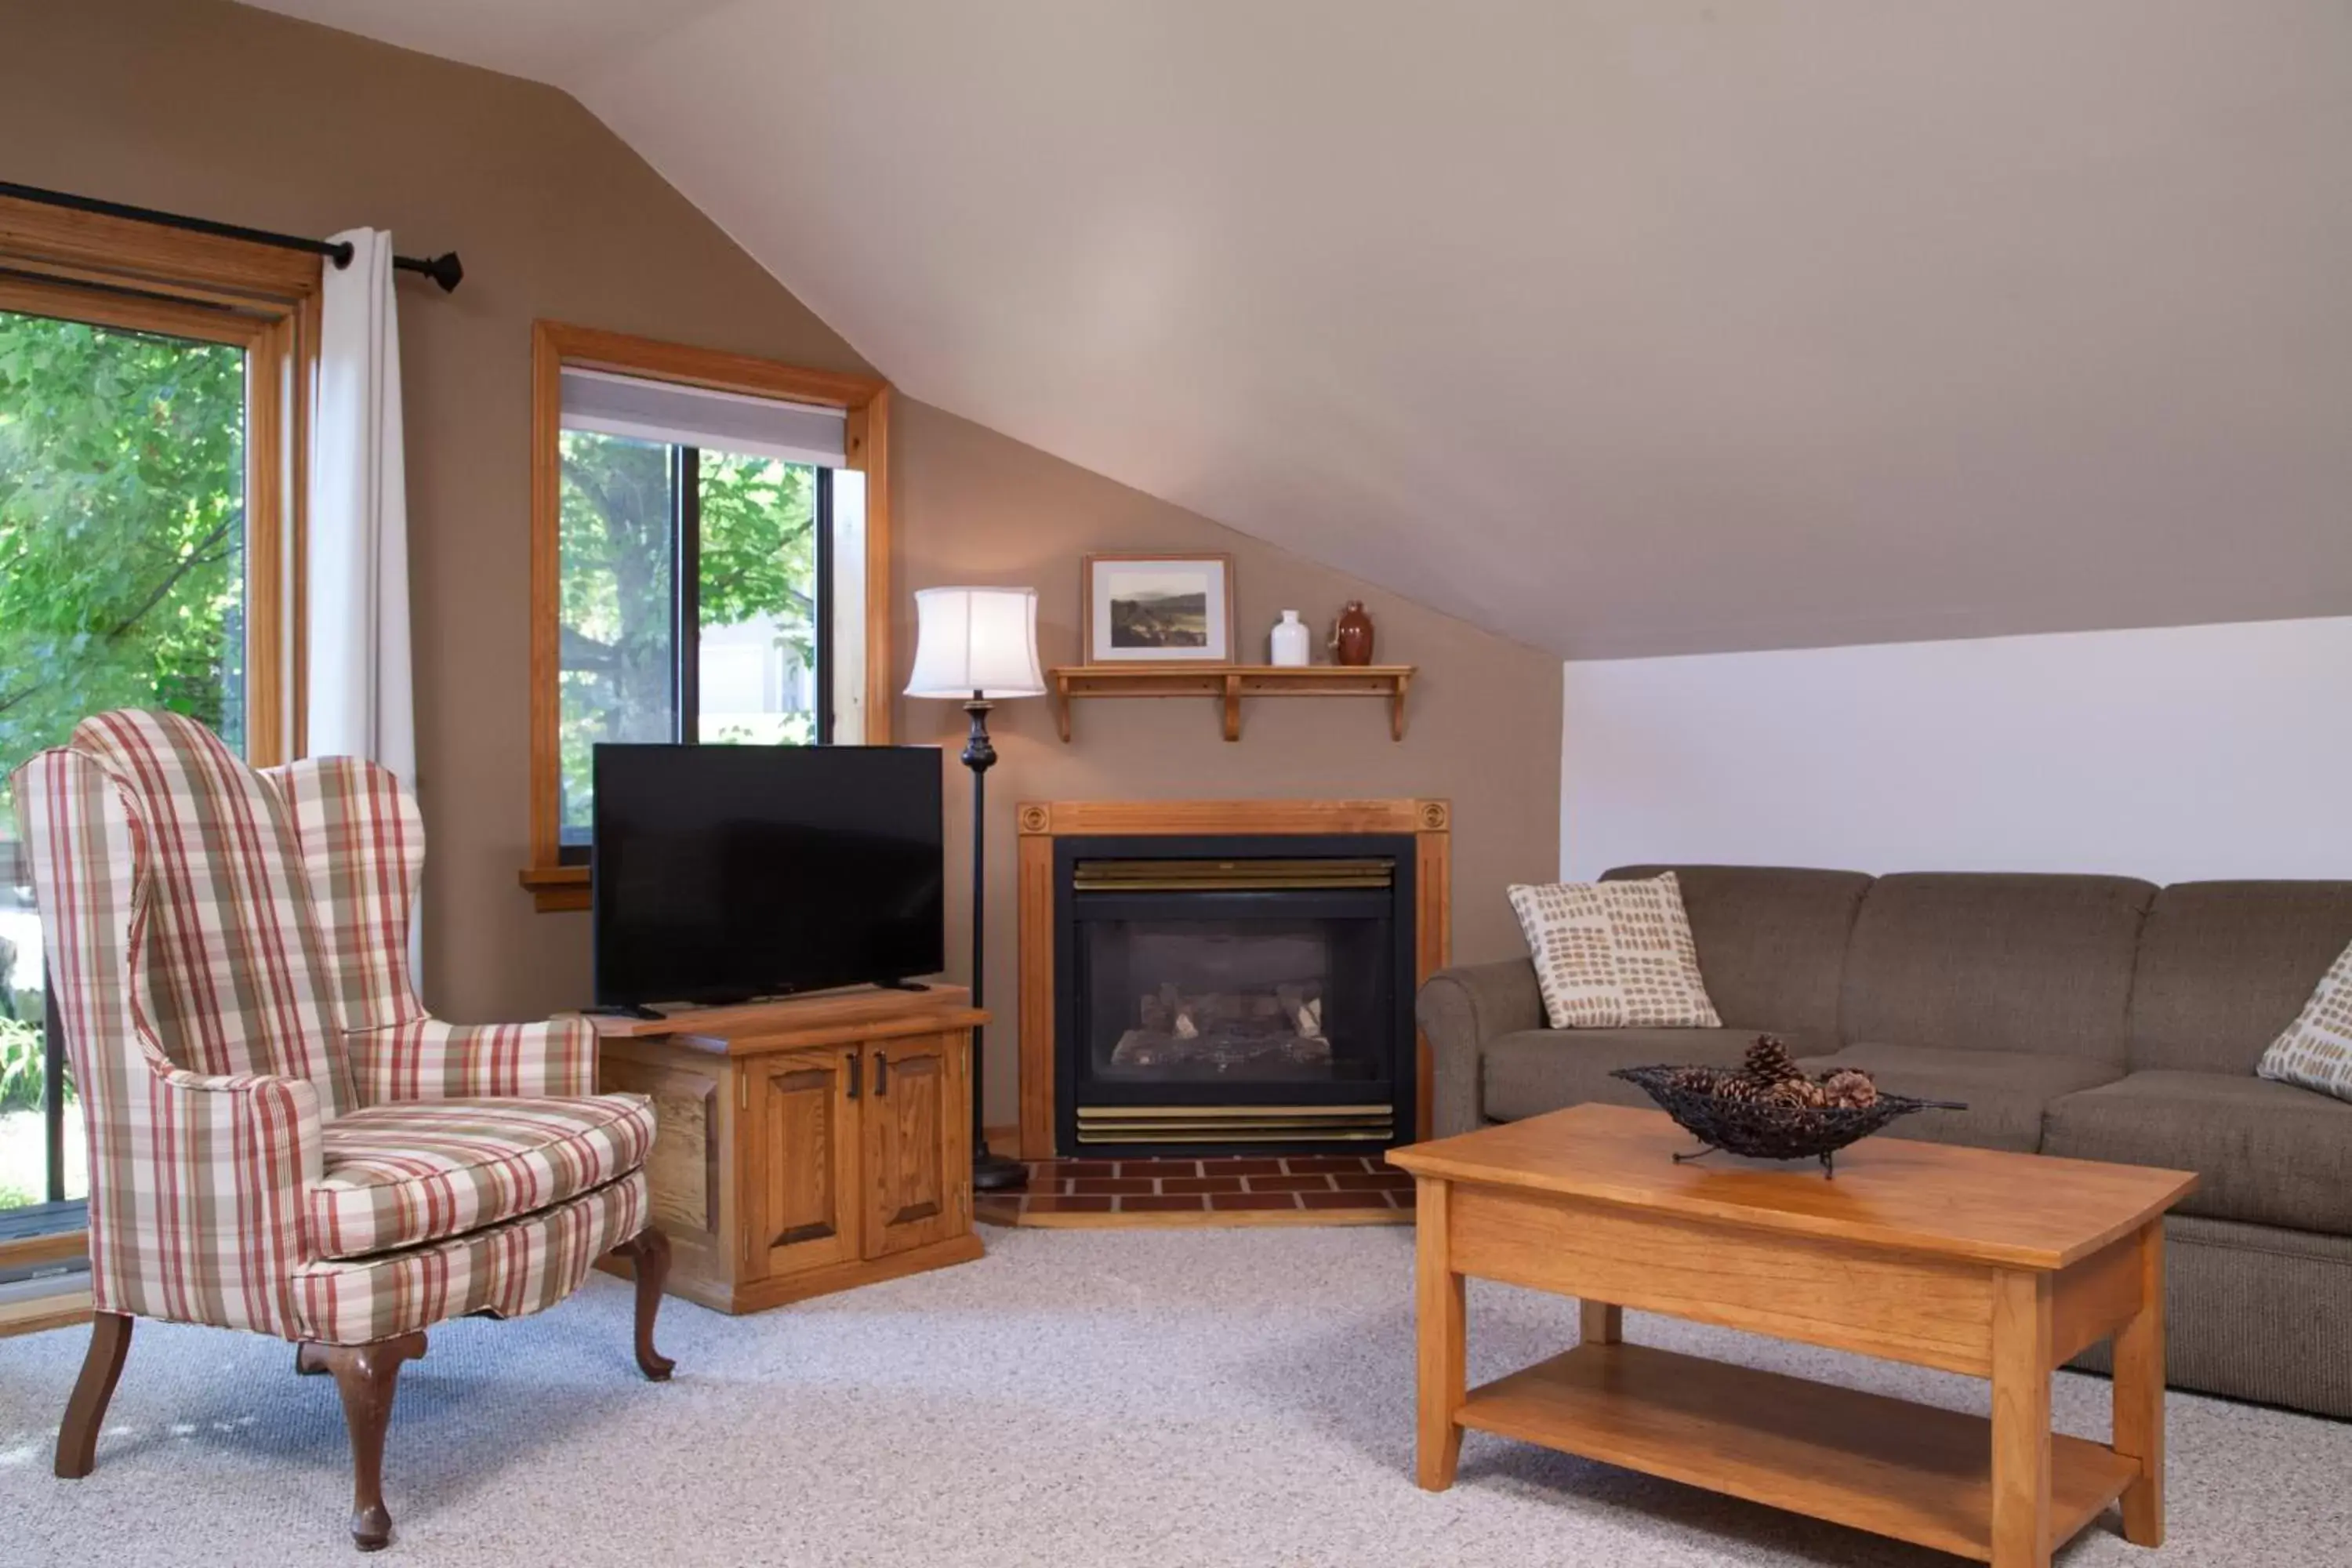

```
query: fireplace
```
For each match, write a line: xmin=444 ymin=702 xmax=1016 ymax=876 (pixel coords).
xmin=1054 ymin=840 xmax=1416 ymax=1153
xmin=1016 ymin=800 xmax=1449 ymax=1158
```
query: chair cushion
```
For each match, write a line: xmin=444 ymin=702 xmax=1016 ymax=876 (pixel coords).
xmin=310 ymin=1093 xmax=655 ymax=1259
xmin=1482 ymin=1028 xmax=1773 ymax=1123
xmin=1793 ymin=1043 xmax=2121 ymax=1153
xmin=296 ymin=1170 xmax=648 ymax=1344
xmin=2042 ymin=1070 xmax=2352 ymax=1234
xmin=1603 ymin=865 xmax=1873 ymax=1040
xmin=1839 ymin=873 xmax=2154 ymax=1062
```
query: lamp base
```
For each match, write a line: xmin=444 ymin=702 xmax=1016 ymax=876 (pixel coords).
xmin=973 ymin=1147 xmax=1029 ymax=1192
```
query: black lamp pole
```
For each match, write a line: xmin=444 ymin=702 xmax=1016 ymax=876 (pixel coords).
xmin=962 ymin=693 xmax=1027 ymax=1192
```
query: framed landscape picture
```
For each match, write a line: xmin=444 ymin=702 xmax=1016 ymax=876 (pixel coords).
xmin=1080 ymin=553 xmax=1236 ymax=663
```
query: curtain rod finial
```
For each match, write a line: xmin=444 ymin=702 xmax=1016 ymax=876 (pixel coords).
xmin=412 ymin=252 xmax=463 ymax=292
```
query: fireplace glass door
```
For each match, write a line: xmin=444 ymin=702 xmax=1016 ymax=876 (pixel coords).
xmin=1081 ymin=917 xmax=1392 ymax=1089
xmin=1058 ymin=847 xmax=1412 ymax=1152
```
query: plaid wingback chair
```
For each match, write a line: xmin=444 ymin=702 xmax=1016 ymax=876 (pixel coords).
xmin=12 ymin=710 xmax=673 ymax=1551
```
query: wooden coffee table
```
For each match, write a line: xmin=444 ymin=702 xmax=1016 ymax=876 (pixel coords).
xmin=1388 ymin=1105 xmax=2196 ymax=1568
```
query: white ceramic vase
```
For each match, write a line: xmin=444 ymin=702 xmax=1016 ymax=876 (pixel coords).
xmin=1269 ymin=609 xmax=1311 ymax=666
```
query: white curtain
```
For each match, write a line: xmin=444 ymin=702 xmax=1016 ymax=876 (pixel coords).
xmin=306 ymin=228 xmax=416 ymax=786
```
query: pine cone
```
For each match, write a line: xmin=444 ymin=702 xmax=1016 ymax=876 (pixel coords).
xmin=1741 ymin=1034 xmax=1803 ymax=1087
xmin=1761 ymin=1075 xmax=1827 ymax=1108
xmin=1665 ymin=1065 xmax=1726 ymax=1095
xmin=1820 ymin=1069 xmax=1879 ymax=1109
xmin=1710 ymin=1072 xmax=1765 ymax=1102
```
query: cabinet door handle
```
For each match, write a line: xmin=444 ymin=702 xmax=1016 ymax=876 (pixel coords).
xmin=846 ymin=1053 xmax=862 ymax=1100
xmin=873 ymin=1051 xmax=888 ymax=1096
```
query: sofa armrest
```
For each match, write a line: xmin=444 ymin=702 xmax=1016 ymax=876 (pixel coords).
xmin=1417 ymin=958 xmax=1545 ymax=1137
xmin=347 ymin=1015 xmax=600 ymax=1105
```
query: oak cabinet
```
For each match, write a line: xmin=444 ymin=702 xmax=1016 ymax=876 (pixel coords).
xmin=594 ymin=988 xmax=985 ymax=1313
xmin=754 ymin=1047 xmax=864 ymax=1278
xmin=863 ymin=1033 xmax=965 ymax=1258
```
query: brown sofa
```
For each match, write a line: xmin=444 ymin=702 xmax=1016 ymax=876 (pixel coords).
xmin=1418 ymin=865 xmax=2352 ymax=1418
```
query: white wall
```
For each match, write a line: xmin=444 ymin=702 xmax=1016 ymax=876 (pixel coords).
xmin=1561 ymin=617 xmax=2352 ymax=885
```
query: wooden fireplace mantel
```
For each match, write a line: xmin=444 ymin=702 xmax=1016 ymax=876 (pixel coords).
xmin=1014 ymin=798 xmax=1452 ymax=1160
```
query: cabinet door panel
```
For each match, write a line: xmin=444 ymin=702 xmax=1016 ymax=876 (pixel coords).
xmin=755 ymin=1049 xmax=862 ymax=1278
xmin=862 ymin=1034 xmax=968 ymax=1258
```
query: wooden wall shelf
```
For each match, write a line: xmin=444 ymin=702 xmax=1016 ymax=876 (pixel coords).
xmin=1047 ymin=664 xmax=1414 ymax=742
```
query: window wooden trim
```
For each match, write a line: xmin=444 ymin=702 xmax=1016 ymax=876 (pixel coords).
xmin=0 ymin=1228 xmax=90 ymax=1341
xmin=0 ymin=196 xmax=320 ymax=1243
xmin=523 ymin=321 xmax=893 ymax=913
xmin=0 ymin=192 xmax=321 ymax=766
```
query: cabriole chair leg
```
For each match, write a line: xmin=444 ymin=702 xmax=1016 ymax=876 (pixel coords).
xmin=612 ymin=1225 xmax=676 ymax=1381
xmin=307 ymin=1331 xmax=428 ymax=1552
xmin=55 ymin=1310 xmax=134 ymax=1479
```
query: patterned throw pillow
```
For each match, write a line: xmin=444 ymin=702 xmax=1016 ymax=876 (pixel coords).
xmin=2257 ymin=938 xmax=2352 ymax=1102
xmin=1507 ymin=872 xmax=1723 ymax=1030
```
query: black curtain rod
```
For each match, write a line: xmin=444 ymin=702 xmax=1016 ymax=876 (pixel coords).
xmin=0 ymin=180 xmax=463 ymax=292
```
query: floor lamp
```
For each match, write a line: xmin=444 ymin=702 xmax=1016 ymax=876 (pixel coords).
xmin=906 ymin=585 xmax=1043 ymax=1193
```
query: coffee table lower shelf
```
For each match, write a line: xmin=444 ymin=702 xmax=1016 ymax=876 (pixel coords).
xmin=1458 ymin=1341 xmax=2140 ymax=1563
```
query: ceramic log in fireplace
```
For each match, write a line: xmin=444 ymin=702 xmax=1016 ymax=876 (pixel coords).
xmin=1016 ymin=800 xmax=1451 ymax=1159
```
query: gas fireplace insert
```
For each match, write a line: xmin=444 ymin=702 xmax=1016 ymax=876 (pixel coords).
xmin=1052 ymin=833 xmax=1417 ymax=1156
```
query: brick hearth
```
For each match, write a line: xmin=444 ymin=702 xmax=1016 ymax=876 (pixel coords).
xmin=975 ymin=1154 xmax=1414 ymax=1228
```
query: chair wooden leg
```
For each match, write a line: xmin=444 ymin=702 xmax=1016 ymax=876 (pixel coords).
xmin=612 ymin=1225 xmax=675 ymax=1381
xmin=310 ymin=1332 xmax=427 ymax=1552
xmin=55 ymin=1311 xmax=133 ymax=1479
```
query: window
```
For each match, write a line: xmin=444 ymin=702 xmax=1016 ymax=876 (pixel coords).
xmin=524 ymin=324 xmax=891 ymax=909
xmin=0 ymin=195 xmax=317 ymax=1241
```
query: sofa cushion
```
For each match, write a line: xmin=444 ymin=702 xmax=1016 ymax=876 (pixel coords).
xmin=2129 ymin=881 xmax=2352 ymax=1075
xmin=1506 ymin=873 xmax=1722 ymax=1029
xmin=1793 ymin=1043 xmax=2121 ymax=1153
xmin=1603 ymin=865 xmax=1872 ymax=1040
xmin=1839 ymin=873 xmax=2154 ymax=1062
xmin=311 ymin=1093 xmax=655 ymax=1259
xmin=2042 ymin=1071 xmax=2352 ymax=1234
xmin=1482 ymin=1028 xmax=1772 ymax=1123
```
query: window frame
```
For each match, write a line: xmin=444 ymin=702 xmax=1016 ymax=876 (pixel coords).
xmin=0 ymin=192 xmax=321 ymax=767
xmin=523 ymin=321 xmax=893 ymax=912
xmin=0 ymin=195 xmax=320 ymax=1275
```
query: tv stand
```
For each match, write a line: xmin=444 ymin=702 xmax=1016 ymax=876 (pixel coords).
xmin=585 ymin=985 xmax=987 ymax=1313
xmin=587 ymin=1002 xmax=668 ymax=1021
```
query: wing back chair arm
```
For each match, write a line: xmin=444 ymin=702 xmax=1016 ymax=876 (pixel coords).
xmin=86 ymin=1063 xmax=327 ymax=1334
xmin=347 ymin=1014 xmax=600 ymax=1104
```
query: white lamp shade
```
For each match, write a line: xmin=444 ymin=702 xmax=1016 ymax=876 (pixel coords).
xmin=905 ymin=586 xmax=1047 ymax=699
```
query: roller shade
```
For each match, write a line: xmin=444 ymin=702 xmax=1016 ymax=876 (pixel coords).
xmin=559 ymin=366 xmax=847 ymax=466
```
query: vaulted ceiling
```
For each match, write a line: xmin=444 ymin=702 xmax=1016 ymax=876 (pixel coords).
xmin=246 ymin=1 xmax=2352 ymax=657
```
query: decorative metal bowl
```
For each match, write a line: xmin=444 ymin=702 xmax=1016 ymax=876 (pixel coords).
xmin=1611 ymin=1064 xmax=1966 ymax=1176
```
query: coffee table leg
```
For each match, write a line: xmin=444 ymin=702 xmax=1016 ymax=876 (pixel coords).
xmin=2112 ymin=1219 xmax=2166 ymax=1547
xmin=1991 ymin=1269 xmax=2055 ymax=1568
xmin=1415 ymin=1176 xmax=1465 ymax=1490
xmin=1580 ymin=1299 xmax=1622 ymax=1345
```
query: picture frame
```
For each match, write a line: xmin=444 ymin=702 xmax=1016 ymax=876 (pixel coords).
xmin=1080 ymin=553 xmax=1236 ymax=664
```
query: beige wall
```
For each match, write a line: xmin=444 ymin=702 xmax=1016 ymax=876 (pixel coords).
xmin=5 ymin=0 xmax=1562 ymax=1123
xmin=892 ymin=402 xmax=1563 ymax=1120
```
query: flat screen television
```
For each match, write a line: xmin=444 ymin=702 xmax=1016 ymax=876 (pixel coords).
xmin=592 ymin=744 xmax=944 ymax=1007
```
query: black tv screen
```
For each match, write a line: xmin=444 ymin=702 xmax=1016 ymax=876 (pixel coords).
xmin=592 ymin=744 xmax=944 ymax=1007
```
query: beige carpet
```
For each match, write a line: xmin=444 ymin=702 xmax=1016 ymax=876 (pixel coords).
xmin=2 ymin=1224 xmax=2345 ymax=1566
